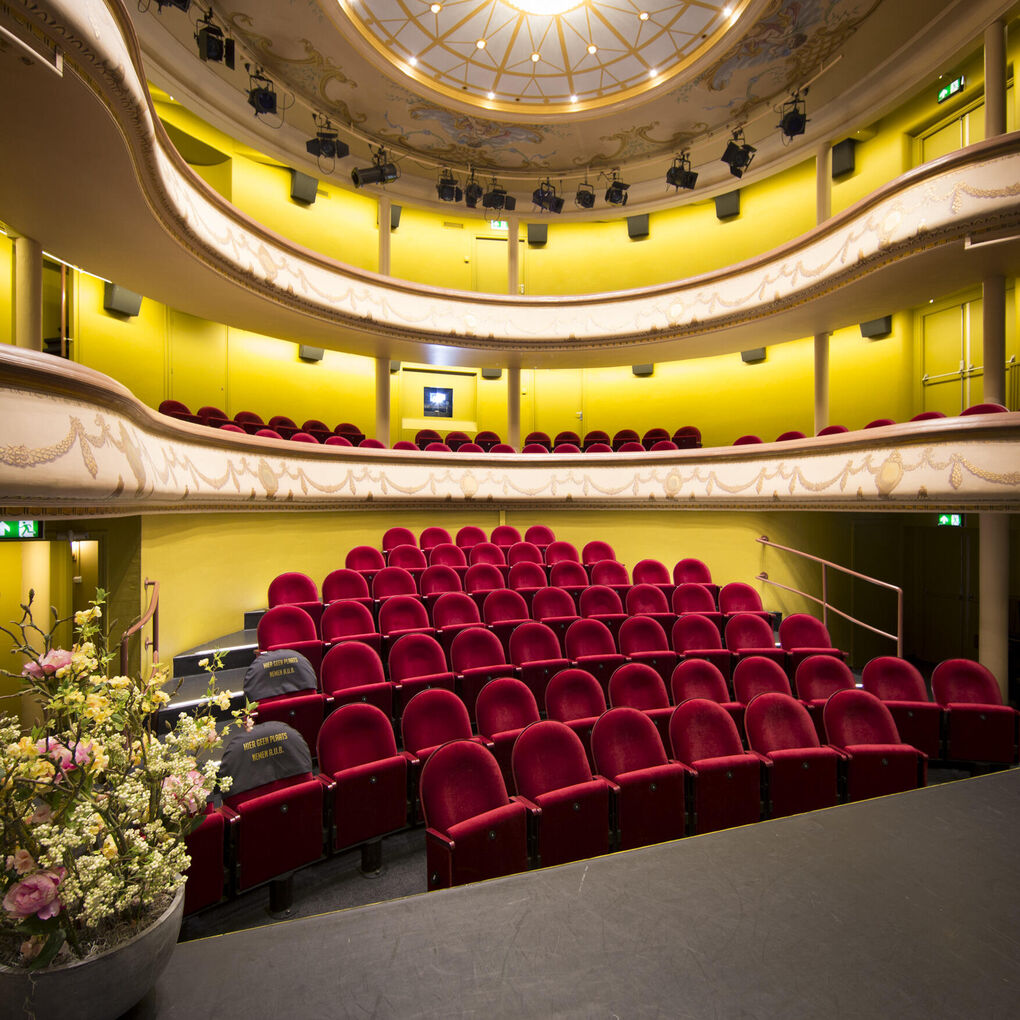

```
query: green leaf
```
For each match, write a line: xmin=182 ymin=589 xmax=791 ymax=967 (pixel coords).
xmin=28 ymin=929 xmax=66 ymax=970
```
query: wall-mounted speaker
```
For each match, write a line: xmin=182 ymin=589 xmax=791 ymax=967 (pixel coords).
xmin=632 ymin=363 xmax=654 ymax=377
xmin=290 ymin=170 xmax=318 ymax=205
xmin=741 ymin=347 xmax=766 ymax=364
xmin=481 ymin=367 xmax=502 ymax=379
xmin=103 ymin=283 xmax=142 ymax=317
xmin=389 ymin=360 xmax=401 ymax=373
xmin=832 ymin=138 xmax=857 ymax=179
xmin=390 ymin=205 xmax=402 ymax=230
xmin=527 ymin=223 xmax=547 ymax=246
xmin=860 ymin=315 xmax=892 ymax=339
xmin=298 ymin=345 xmax=324 ymax=362
xmin=715 ymin=191 xmax=740 ymax=219
xmin=627 ymin=214 xmax=649 ymax=239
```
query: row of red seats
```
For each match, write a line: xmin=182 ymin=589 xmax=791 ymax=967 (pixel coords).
xmin=157 ymin=400 xmax=367 ymax=443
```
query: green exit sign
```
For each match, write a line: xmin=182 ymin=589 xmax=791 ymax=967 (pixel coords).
xmin=0 ymin=519 xmax=41 ymax=539
xmin=937 ymin=75 xmax=965 ymax=103
xmin=937 ymin=513 xmax=963 ymax=527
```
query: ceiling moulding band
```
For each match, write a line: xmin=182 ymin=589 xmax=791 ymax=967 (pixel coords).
xmin=8 ymin=0 xmax=1020 ymax=359
xmin=2 ymin=348 xmax=1019 ymax=516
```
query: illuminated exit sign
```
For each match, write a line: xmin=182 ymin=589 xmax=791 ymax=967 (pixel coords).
xmin=937 ymin=75 xmax=965 ymax=103
xmin=0 ymin=520 xmax=40 ymax=538
xmin=489 ymin=220 xmax=508 ymax=231
xmin=937 ymin=513 xmax=963 ymax=527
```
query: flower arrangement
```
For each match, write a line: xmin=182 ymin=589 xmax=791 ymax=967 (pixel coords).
xmin=0 ymin=590 xmax=242 ymax=969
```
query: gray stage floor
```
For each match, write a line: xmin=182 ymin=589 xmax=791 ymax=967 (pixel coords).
xmin=139 ymin=769 xmax=1019 ymax=1019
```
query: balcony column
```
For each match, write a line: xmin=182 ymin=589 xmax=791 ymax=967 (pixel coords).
xmin=985 ymin=19 xmax=1007 ymax=138
xmin=507 ymin=365 xmax=521 ymax=450
xmin=979 ymin=513 xmax=1009 ymax=700
xmin=378 ymin=196 xmax=391 ymax=276
xmin=507 ymin=215 xmax=520 ymax=295
xmin=14 ymin=234 xmax=43 ymax=351
xmin=983 ymin=275 xmax=1006 ymax=407
xmin=813 ymin=144 xmax=832 ymax=432
xmin=375 ymin=356 xmax=391 ymax=445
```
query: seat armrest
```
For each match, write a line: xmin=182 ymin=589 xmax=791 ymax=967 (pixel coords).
xmin=510 ymin=795 xmax=542 ymax=867
xmin=425 ymin=826 xmax=455 ymax=852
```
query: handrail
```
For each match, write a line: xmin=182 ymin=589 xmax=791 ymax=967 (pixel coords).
xmin=120 ymin=578 xmax=159 ymax=676
xmin=755 ymin=536 xmax=903 ymax=656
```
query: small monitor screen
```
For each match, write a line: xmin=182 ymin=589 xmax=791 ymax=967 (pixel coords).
xmin=424 ymin=386 xmax=453 ymax=418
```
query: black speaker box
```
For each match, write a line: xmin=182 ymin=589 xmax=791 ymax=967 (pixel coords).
xmin=832 ymin=138 xmax=857 ymax=179
xmin=632 ymin=363 xmax=654 ymax=377
xmin=527 ymin=223 xmax=547 ymax=245
xmin=103 ymin=283 xmax=142 ymax=317
xmin=481 ymin=367 xmax=502 ymax=379
xmin=715 ymin=191 xmax=740 ymax=219
xmin=298 ymin=345 xmax=324 ymax=362
xmin=391 ymin=205 xmax=402 ymax=230
xmin=627 ymin=214 xmax=649 ymax=239
xmin=290 ymin=171 xmax=318 ymax=205
xmin=860 ymin=315 xmax=892 ymax=339
xmin=389 ymin=360 xmax=401 ymax=373
xmin=741 ymin=347 xmax=766 ymax=364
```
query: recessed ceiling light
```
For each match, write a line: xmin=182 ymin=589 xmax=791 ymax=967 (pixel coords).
xmin=531 ymin=52 xmax=541 ymax=62
xmin=649 ymin=68 xmax=657 ymax=77
xmin=430 ymin=3 xmax=441 ymax=12
xmin=587 ymin=44 xmax=597 ymax=55
xmin=476 ymin=38 xmax=486 ymax=49
xmin=570 ymin=94 xmax=578 ymax=103
xmin=723 ymin=6 xmax=732 ymax=15
xmin=639 ymin=11 xmax=649 ymax=21
xmin=408 ymin=56 xmax=418 ymax=67
xmin=487 ymin=90 xmax=495 ymax=99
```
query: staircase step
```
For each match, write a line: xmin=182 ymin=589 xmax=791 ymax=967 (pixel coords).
xmin=172 ymin=630 xmax=258 ymax=677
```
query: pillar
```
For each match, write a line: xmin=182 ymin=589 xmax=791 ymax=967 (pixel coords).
xmin=985 ymin=20 xmax=1007 ymax=139
xmin=506 ymin=365 xmax=521 ymax=450
xmin=982 ymin=275 xmax=1006 ymax=406
xmin=978 ymin=513 xmax=1009 ymax=699
xmin=815 ymin=143 xmax=832 ymax=224
xmin=378 ymin=196 xmax=391 ymax=276
xmin=375 ymin=356 xmax=391 ymax=444
xmin=14 ymin=235 xmax=43 ymax=351
xmin=507 ymin=215 xmax=520 ymax=296
xmin=814 ymin=333 xmax=830 ymax=434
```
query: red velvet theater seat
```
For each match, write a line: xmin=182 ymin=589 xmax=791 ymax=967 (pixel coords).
xmin=182 ymin=806 xmax=227 ymax=915
xmin=465 ymin=563 xmax=507 ymax=612
xmin=490 ymin=524 xmax=522 ymax=548
xmin=670 ymin=658 xmax=742 ymax=731
xmin=592 ymin=707 xmax=688 ymax=850
xmin=419 ymin=526 xmax=453 ymax=550
xmin=544 ymin=668 xmax=607 ymax=768
xmin=672 ymin=558 xmax=719 ymax=603
xmin=421 ymin=740 xmax=531 ymax=890
xmin=378 ymin=595 xmax=435 ymax=656
xmin=631 ymin=559 xmax=674 ymax=601
xmin=618 ymin=615 xmax=678 ymax=685
xmin=588 ymin=561 xmax=631 ymax=602
xmin=385 ymin=544 xmax=427 ymax=582
xmin=344 ymin=545 xmax=386 ymax=585
xmin=319 ymin=641 xmax=394 ymax=718
xmin=608 ymin=662 xmax=675 ymax=747
xmin=321 ymin=567 xmax=373 ymax=611
xmin=672 ymin=614 xmax=733 ymax=682
xmin=779 ymin=613 xmax=848 ymax=676
xmin=419 ymin=564 xmax=464 ymax=618
xmin=732 ymin=655 xmax=793 ymax=734
xmin=625 ymin=583 xmax=676 ymax=632
xmin=794 ymin=655 xmax=856 ymax=742
xmin=533 ymin=585 xmax=581 ymax=651
xmin=267 ymin=571 xmax=323 ymax=632
xmin=718 ymin=581 xmax=775 ymax=629
xmin=579 ymin=584 xmax=628 ymax=641
xmin=861 ymin=656 xmax=942 ymax=760
xmin=382 ymin=526 xmax=416 ymax=554
xmin=450 ymin=626 xmax=519 ymax=721
xmin=565 ymin=618 xmax=626 ymax=694
xmin=932 ymin=658 xmax=1018 ymax=765
xmin=372 ymin=566 xmax=418 ymax=606
xmin=672 ymin=583 xmax=725 ymax=636
xmin=388 ymin=633 xmax=457 ymax=716
xmin=256 ymin=605 xmax=323 ymax=677
xmin=508 ymin=560 xmax=548 ymax=610
xmin=581 ymin=540 xmax=616 ymax=573
xmin=455 ymin=525 xmax=487 ymax=550
xmin=432 ymin=591 xmax=485 ymax=656
xmin=475 ymin=677 xmax=541 ymax=794
xmin=426 ymin=544 xmax=469 ymax=581
xmin=724 ymin=613 xmax=786 ymax=675
xmin=548 ymin=560 xmax=589 ymax=607
xmin=483 ymin=587 xmax=531 ymax=656
xmin=321 ymin=600 xmax=381 ymax=654
xmin=509 ymin=622 xmax=571 ymax=708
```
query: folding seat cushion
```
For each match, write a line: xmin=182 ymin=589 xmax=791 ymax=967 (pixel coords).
xmin=345 ymin=545 xmax=386 ymax=582
xmin=524 ymin=525 xmax=556 ymax=551
xmin=291 ymin=432 xmax=319 ymax=444
xmin=564 ymin=618 xmax=626 ymax=693
xmin=359 ymin=438 xmax=386 ymax=449
xmin=512 ymin=720 xmax=616 ymax=867
xmin=508 ymin=541 xmax=544 ymax=566
xmin=243 ymin=648 xmax=326 ymax=754
xmin=931 ymin=659 xmax=1018 ymax=764
xmin=456 ymin=525 xmax=487 ymax=549
xmin=650 ymin=440 xmax=678 ymax=451
xmin=672 ymin=583 xmax=725 ymax=634
xmin=618 ymin=616 xmax=678 ymax=685
xmin=545 ymin=539 xmax=580 ymax=567
xmin=492 ymin=444 xmax=517 ymax=452
xmin=256 ymin=428 xmax=284 ymax=440
xmin=861 ymin=656 xmax=942 ymax=759
xmin=387 ymin=544 xmax=427 ymax=580
xmin=420 ymin=740 xmax=530 ymax=890
xmin=465 ymin=563 xmax=507 ymax=610
xmin=554 ymin=430 xmax=581 ymax=446
xmin=718 ymin=581 xmax=775 ymax=629
xmin=320 ymin=641 xmax=393 ymax=717
xmin=267 ymin=571 xmax=323 ymax=631
xmin=419 ymin=565 xmax=463 ymax=617
xmin=321 ymin=600 xmax=381 ymax=654
xmin=631 ymin=559 xmax=674 ymax=600
xmin=744 ymin=692 xmax=842 ymax=818
xmin=431 ymin=592 xmax=484 ymax=655
xmin=383 ymin=527 xmax=417 ymax=553
xmin=794 ymin=655 xmax=855 ymax=741
xmin=317 ymin=703 xmax=411 ymax=852
xmin=321 ymin=567 xmax=373 ymax=609
xmin=524 ymin=432 xmax=552 ymax=450
xmin=548 ymin=560 xmax=589 ymax=605
xmin=642 ymin=427 xmax=670 ymax=449
xmin=443 ymin=432 xmax=470 ymax=451
xmin=482 ymin=588 xmax=531 ymax=655
xmin=592 ymin=707 xmax=688 ymax=850
xmin=672 ymin=558 xmax=719 ymax=601
xmin=779 ymin=613 xmax=848 ymax=675
xmin=198 ymin=405 xmax=231 ymax=427
xmin=371 ymin=566 xmax=418 ymax=603
xmin=909 ymin=411 xmax=946 ymax=422
xmin=182 ymin=805 xmax=227 ymax=915
xmin=378 ymin=595 xmax=435 ymax=654
xmin=325 ymin=434 xmax=354 ymax=447
xmin=509 ymin=621 xmax=571 ymax=706
xmin=581 ymin=540 xmax=616 ymax=569
xmin=457 ymin=442 xmax=484 ymax=453
xmin=608 ymin=662 xmax=675 ymax=746
xmin=490 ymin=525 xmax=522 ymax=547
xmin=219 ymin=423 xmax=245 ymax=433
xmin=233 ymin=410 xmax=265 ymax=434
xmin=544 ymin=668 xmax=606 ymax=766
xmin=219 ymin=722 xmax=329 ymax=890
xmin=553 ymin=443 xmax=582 ymax=453
xmin=579 ymin=584 xmax=628 ymax=641
xmin=582 ymin=429 xmax=611 ymax=449
xmin=256 ymin=605 xmax=323 ymax=676
xmin=669 ymin=700 xmax=765 ymax=834
xmin=823 ymin=689 xmax=927 ymax=801
xmin=672 ymin=425 xmax=702 ymax=449
xmin=864 ymin=418 xmax=895 ymax=428
xmin=612 ymin=428 xmax=640 ymax=450
xmin=670 ymin=659 xmax=742 ymax=730
xmin=475 ymin=677 xmax=541 ymax=793
xmin=474 ymin=431 xmax=501 ymax=451
xmin=584 ymin=442 xmax=613 ymax=453
xmin=672 ymin=614 xmax=733 ymax=681
xmin=388 ymin=633 xmax=457 ymax=715
xmin=625 ymin=583 xmax=676 ymax=631
xmin=451 ymin=626 xmax=520 ymax=720
xmin=532 ymin=586 xmax=580 ymax=650
xmin=724 ymin=613 xmax=786 ymax=673
xmin=402 ymin=688 xmax=491 ymax=767
xmin=300 ymin=419 xmax=333 ymax=442
xmin=508 ymin=561 xmax=548 ymax=609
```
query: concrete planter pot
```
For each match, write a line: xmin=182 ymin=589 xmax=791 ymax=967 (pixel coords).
xmin=0 ymin=885 xmax=184 ymax=1020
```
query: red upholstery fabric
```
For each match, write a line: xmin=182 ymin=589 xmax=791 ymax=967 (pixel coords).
xmin=625 ymin=583 xmax=676 ymax=631
xmin=482 ymin=588 xmax=531 ymax=655
xmin=251 ymin=691 xmax=326 ymax=756
xmin=545 ymin=540 xmax=580 ymax=566
xmin=961 ymin=402 xmax=1008 ymax=415
xmin=183 ymin=807 xmax=226 ymax=915
xmin=522 ymin=443 xmax=549 ymax=452
xmin=267 ymin=572 xmax=323 ymax=630
xmin=553 ymin=443 xmax=581 ymax=453
xmin=256 ymin=605 xmax=323 ymax=675
xmin=508 ymin=561 xmax=548 ymax=608
xmin=544 ymin=668 xmax=607 ymax=765
xmin=717 ymin=582 xmax=774 ymax=628
xmin=456 ymin=442 xmax=484 ymax=453
xmin=334 ymin=423 xmax=365 ymax=442
xmin=582 ymin=430 xmax=611 ymax=448
xmin=532 ymin=586 xmax=580 ymax=650
xmin=325 ymin=434 xmax=353 ymax=446
xmin=358 ymin=439 xmax=386 ymax=449
xmin=672 ymin=425 xmax=702 ymax=449
xmin=300 ymin=419 xmax=332 ymax=441
xmin=672 ymin=583 xmax=725 ymax=634
xmin=427 ymin=544 xmax=469 ymax=574
xmin=909 ymin=411 xmax=946 ymax=421
xmin=419 ymin=565 xmax=463 ymax=617
xmin=817 ymin=424 xmax=849 ymax=435
xmin=524 ymin=433 xmax=552 ymax=451
xmin=670 ymin=659 xmax=742 ymax=731
xmin=345 ymin=545 xmax=386 ymax=578
xmin=612 ymin=429 xmax=639 ymax=450
xmin=554 ymin=430 xmax=582 ymax=446
xmin=391 ymin=440 xmax=417 ymax=450
xmin=450 ymin=626 xmax=519 ymax=720
xmin=591 ymin=707 xmax=687 ymax=849
xmin=608 ymin=662 xmax=675 ymax=745
xmin=382 ymin=527 xmax=416 ymax=552
xmin=414 ymin=429 xmax=441 ymax=448
xmin=589 ymin=560 xmax=630 ymax=598
xmin=388 ymin=634 xmax=457 ymax=715
xmin=475 ymin=677 xmax=541 ymax=792
xmin=387 ymin=544 xmax=427 ymax=578
xmin=581 ymin=540 xmax=616 ymax=567
xmin=861 ymin=656 xmax=941 ymax=759
xmin=509 ymin=622 xmax=571 ymax=706
xmin=432 ymin=592 xmax=484 ymax=655
xmin=585 ymin=442 xmax=613 ymax=452
xmin=579 ymin=585 xmax=628 ymax=640
xmin=321 ymin=568 xmax=373 ymax=609
xmin=425 ymin=442 xmax=452 ymax=452
xmin=468 ymin=542 xmax=508 ymax=574
xmin=864 ymin=418 xmax=895 ymax=428
xmin=402 ymin=689 xmax=486 ymax=765
xmin=473 ymin=431 xmax=502 ymax=451
xmin=642 ymin=427 xmax=670 ymax=449
xmin=378 ymin=596 xmax=435 ymax=654
xmin=548 ymin=561 xmax=589 ymax=604
xmin=291 ymin=431 xmax=322 ymax=444
xmin=775 ymin=430 xmax=807 ymax=441
xmin=233 ymin=410 xmax=265 ymax=433
xmin=794 ymin=655 xmax=856 ymax=740
xmin=564 ymin=618 xmax=626 ymax=693
xmin=317 ymin=704 xmax=409 ymax=850
xmin=319 ymin=641 xmax=393 ymax=717
xmin=632 ymin=558 xmax=673 ymax=595
xmin=198 ymin=405 xmax=230 ymax=427
xmin=512 ymin=720 xmax=613 ymax=866
xmin=732 ymin=655 xmax=792 ymax=707
xmin=618 ymin=616 xmax=678 ymax=685
xmin=372 ymin=566 xmax=418 ymax=602
xmin=219 ymin=423 xmax=245 ymax=433
xmin=671 ymin=614 xmax=732 ymax=680
xmin=672 ymin=558 xmax=718 ymax=601
xmin=455 ymin=525 xmax=487 ymax=549
xmin=508 ymin=541 xmax=544 ymax=566
xmin=724 ymin=613 xmax=786 ymax=673
xmin=265 ymin=416 xmax=298 ymax=437
xmin=443 ymin=433 xmax=470 ymax=451
xmin=490 ymin=525 xmax=522 ymax=547
xmin=465 ymin=563 xmax=507 ymax=610
xmin=257 ymin=428 xmax=284 ymax=440
xmin=932 ymin=659 xmax=1018 ymax=763
xmin=779 ymin=613 xmax=847 ymax=674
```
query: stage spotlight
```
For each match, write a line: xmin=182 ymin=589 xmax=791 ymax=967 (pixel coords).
xmin=482 ymin=183 xmax=516 ymax=212
xmin=436 ymin=169 xmax=463 ymax=203
xmin=351 ymin=148 xmax=399 ymax=188
xmin=721 ymin=130 xmax=756 ymax=178
xmin=604 ymin=170 xmax=629 ymax=206
xmin=532 ymin=179 xmax=564 ymax=214
xmin=195 ymin=13 xmax=233 ymax=67
xmin=156 ymin=0 xmax=190 ymax=11
xmin=779 ymin=90 xmax=808 ymax=139
xmin=665 ymin=152 xmax=698 ymax=190
xmin=574 ymin=182 xmax=596 ymax=209
xmin=305 ymin=116 xmax=349 ymax=165
xmin=464 ymin=172 xmax=483 ymax=209
xmin=245 ymin=65 xmax=277 ymax=117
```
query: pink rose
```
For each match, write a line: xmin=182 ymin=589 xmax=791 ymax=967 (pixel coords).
xmin=29 ymin=803 xmax=54 ymax=825
xmin=3 ymin=868 xmax=65 ymax=921
xmin=22 ymin=648 xmax=72 ymax=679
xmin=162 ymin=770 xmax=206 ymax=815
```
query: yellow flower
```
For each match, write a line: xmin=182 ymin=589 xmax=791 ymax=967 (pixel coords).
xmin=101 ymin=835 xmax=118 ymax=860
xmin=91 ymin=744 xmax=109 ymax=772
xmin=84 ymin=693 xmax=113 ymax=723
xmin=9 ymin=737 xmax=39 ymax=760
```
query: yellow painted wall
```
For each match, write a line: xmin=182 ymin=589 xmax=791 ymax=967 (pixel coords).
xmin=0 ymin=233 xmax=12 ymax=343
xmin=390 ymin=207 xmax=475 ymax=290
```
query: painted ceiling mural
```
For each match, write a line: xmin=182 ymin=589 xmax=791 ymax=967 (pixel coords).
xmin=217 ymin=0 xmax=885 ymax=176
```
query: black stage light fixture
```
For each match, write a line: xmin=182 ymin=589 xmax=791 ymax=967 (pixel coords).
xmin=482 ymin=182 xmax=515 ymax=212
xmin=305 ymin=115 xmax=349 ymax=165
xmin=532 ymin=179 xmax=564 ymax=214
xmin=574 ymin=182 xmax=596 ymax=209
xmin=464 ymin=172 xmax=483 ymax=209
xmin=245 ymin=65 xmax=277 ymax=117
xmin=196 ymin=22 xmax=224 ymax=62
xmin=351 ymin=147 xmax=399 ymax=188
xmin=779 ymin=90 xmax=808 ymax=140
xmin=665 ymin=151 xmax=698 ymax=190
xmin=604 ymin=170 xmax=629 ymax=207
xmin=436 ymin=169 xmax=463 ymax=203
xmin=156 ymin=0 xmax=191 ymax=11
xmin=721 ymin=129 xmax=756 ymax=178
